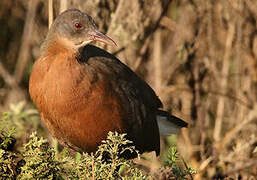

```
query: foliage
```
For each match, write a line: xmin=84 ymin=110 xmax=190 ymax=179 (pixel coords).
xmin=0 ymin=149 xmax=17 ymax=179
xmin=0 ymin=114 xmax=16 ymax=151
xmin=0 ymin=109 xmax=195 ymax=179
xmin=17 ymin=132 xmax=63 ymax=179
xmin=63 ymin=132 xmax=147 ymax=180
xmin=1 ymin=101 xmax=39 ymax=138
xmin=161 ymin=147 xmax=196 ymax=180
xmin=0 ymin=110 xmax=149 ymax=180
xmin=0 ymin=115 xmax=19 ymax=179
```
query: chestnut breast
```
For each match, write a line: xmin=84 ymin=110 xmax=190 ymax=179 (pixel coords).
xmin=29 ymin=50 xmax=125 ymax=152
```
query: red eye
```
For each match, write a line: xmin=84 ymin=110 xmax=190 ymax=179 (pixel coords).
xmin=74 ymin=23 xmax=82 ymax=29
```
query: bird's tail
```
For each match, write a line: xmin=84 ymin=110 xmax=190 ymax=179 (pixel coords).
xmin=156 ymin=110 xmax=188 ymax=136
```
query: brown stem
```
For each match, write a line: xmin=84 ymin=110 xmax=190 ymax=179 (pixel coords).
xmin=213 ymin=22 xmax=235 ymax=142
xmin=14 ymin=0 xmax=39 ymax=84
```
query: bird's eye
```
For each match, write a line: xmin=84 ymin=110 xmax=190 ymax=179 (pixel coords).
xmin=74 ymin=23 xmax=82 ymax=29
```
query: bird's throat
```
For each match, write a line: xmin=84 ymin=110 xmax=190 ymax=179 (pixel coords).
xmin=41 ymin=36 xmax=79 ymax=58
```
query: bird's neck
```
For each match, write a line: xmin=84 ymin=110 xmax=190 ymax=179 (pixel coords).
xmin=41 ymin=36 xmax=79 ymax=59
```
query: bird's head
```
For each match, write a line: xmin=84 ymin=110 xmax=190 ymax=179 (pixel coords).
xmin=42 ymin=9 xmax=116 ymax=53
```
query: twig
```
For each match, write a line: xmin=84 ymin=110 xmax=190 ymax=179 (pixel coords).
xmin=144 ymin=0 xmax=172 ymax=40
xmin=133 ymin=0 xmax=172 ymax=70
xmin=112 ymin=47 xmax=125 ymax=56
xmin=13 ymin=0 xmax=39 ymax=84
xmin=153 ymin=30 xmax=162 ymax=93
xmin=91 ymin=153 xmax=95 ymax=180
xmin=0 ymin=61 xmax=18 ymax=88
xmin=160 ymin=16 xmax=176 ymax=32
xmin=133 ymin=36 xmax=151 ymax=70
xmin=225 ymin=159 xmax=257 ymax=175
xmin=160 ymin=85 xmax=191 ymax=96
xmin=208 ymin=90 xmax=252 ymax=109
xmin=216 ymin=105 xmax=257 ymax=151
xmin=48 ymin=0 xmax=53 ymax=29
xmin=213 ymin=22 xmax=235 ymax=142
xmin=181 ymin=156 xmax=194 ymax=180
xmin=106 ymin=0 xmax=125 ymax=36
xmin=198 ymin=156 xmax=214 ymax=172
xmin=245 ymin=0 xmax=257 ymax=19
xmin=59 ymin=0 xmax=68 ymax=14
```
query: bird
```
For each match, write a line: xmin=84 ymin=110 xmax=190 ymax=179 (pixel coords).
xmin=29 ymin=9 xmax=187 ymax=157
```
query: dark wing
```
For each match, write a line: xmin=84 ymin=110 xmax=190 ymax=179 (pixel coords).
xmin=79 ymin=45 xmax=162 ymax=111
xmin=79 ymin=45 xmax=161 ymax=154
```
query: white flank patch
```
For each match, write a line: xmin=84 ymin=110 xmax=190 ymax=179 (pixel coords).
xmin=156 ymin=115 xmax=180 ymax=136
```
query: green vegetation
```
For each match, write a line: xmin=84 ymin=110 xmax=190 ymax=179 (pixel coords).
xmin=0 ymin=104 xmax=195 ymax=179
xmin=164 ymin=147 xmax=196 ymax=180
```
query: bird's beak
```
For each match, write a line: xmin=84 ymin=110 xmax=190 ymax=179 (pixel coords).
xmin=88 ymin=30 xmax=117 ymax=46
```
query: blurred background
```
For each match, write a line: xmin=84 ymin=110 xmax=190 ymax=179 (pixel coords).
xmin=0 ymin=0 xmax=256 ymax=179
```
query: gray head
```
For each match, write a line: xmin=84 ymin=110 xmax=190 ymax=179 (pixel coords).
xmin=43 ymin=9 xmax=116 ymax=52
